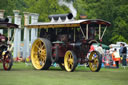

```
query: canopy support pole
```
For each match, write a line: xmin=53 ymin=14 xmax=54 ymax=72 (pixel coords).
xmin=74 ymin=28 xmax=76 ymax=42
xmin=101 ymin=26 xmax=107 ymax=39
xmin=86 ymin=24 xmax=88 ymax=40
xmin=99 ymin=24 xmax=101 ymax=40
xmin=80 ymin=26 xmax=86 ymax=40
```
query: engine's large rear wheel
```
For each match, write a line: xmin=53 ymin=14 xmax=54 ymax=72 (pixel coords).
xmin=31 ymin=38 xmax=52 ymax=70
xmin=64 ymin=50 xmax=77 ymax=72
xmin=89 ymin=51 xmax=102 ymax=72
xmin=3 ymin=51 xmax=13 ymax=70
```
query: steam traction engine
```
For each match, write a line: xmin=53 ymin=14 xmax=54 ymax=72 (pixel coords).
xmin=26 ymin=13 xmax=111 ymax=72
xmin=0 ymin=18 xmax=18 ymax=70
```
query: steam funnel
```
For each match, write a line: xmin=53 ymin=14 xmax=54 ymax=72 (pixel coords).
xmin=0 ymin=18 xmax=9 ymax=22
xmin=48 ymin=13 xmax=73 ymax=22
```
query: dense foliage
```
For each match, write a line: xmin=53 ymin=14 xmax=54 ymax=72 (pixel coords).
xmin=0 ymin=0 xmax=128 ymax=45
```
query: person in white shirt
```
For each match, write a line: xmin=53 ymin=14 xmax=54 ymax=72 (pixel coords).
xmin=97 ymin=44 xmax=104 ymax=55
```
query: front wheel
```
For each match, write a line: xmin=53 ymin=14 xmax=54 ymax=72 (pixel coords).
xmin=3 ymin=51 xmax=13 ymax=70
xmin=88 ymin=51 xmax=102 ymax=72
xmin=64 ymin=50 xmax=77 ymax=72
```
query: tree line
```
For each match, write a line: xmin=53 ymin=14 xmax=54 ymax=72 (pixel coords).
xmin=0 ymin=0 xmax=128 ymax=45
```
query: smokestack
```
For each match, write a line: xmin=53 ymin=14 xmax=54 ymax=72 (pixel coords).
xmin=48 ymin=13 xmax=73 ymax=22
xmin=0 ymin=18 xmax=9 ymax=22
xmin=0 ymin=10 xmax=8 ymax=22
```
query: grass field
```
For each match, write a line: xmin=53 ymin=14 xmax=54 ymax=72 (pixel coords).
xmin=0 ymin=62 xmax=128 ymax=85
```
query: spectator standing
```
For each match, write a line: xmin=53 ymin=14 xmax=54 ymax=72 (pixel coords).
xmin=122 ymin=44 xmax=127 ymax=69
xmin=119 ymin=43 xmax=123 ymax=58
xmin=109 ymin=45 xmax=114 ymax=54
xmin=97 ymin=44 xmax=104 ymax=56
xmin=112 ymin=48 xmax=120 ymax=68
xmin=97 ymin=44 xmax=104 ymax=67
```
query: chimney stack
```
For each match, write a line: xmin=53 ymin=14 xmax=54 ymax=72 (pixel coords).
xmin=48 ymin=13 xmax=73 ymax=22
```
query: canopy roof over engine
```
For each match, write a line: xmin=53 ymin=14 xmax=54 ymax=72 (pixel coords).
xmin=25 ymin=19 xmax=111 ymax=29
xmin=0 ymin=22 xmax=19 ymax=29
xmin=0 ymin=18 xmax=18 ymax=29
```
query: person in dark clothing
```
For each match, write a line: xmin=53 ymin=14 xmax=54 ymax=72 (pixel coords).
xmin=119 ymin=43 xmax=123 ymax=57
xmin=122 ymin=44 xmax=127 ymax=69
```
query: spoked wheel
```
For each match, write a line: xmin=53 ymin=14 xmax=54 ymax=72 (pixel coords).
xmin=3 ymin=51 xmax=13 ymax=70
xmin=89 ymin=51 xmax=102 ymax=72
xmin=31 ymin=38 xmax=52 ymax=70
xmin=64 ymin=50 xmax=77 ymax=72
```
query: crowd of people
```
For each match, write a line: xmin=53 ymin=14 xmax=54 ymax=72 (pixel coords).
xmin=89 ymin=43 xmax=127 ymax=69
xmin=104 ymin=43 xmax=127 ymax=69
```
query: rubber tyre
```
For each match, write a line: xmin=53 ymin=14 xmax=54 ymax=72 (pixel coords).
xmin=31 ymin=38 xmax=52 ymax=70
xmin=88 ymin=51 xmax=102 ymax=72
xmin=64 ymin=50 xmax=77 ymax=72
xmin=3 ymin=51 xmax=13 ymax=70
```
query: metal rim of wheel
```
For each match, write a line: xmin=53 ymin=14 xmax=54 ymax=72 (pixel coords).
xmin=3 ymin=52 xmax=13 ymax=70
xmin=31 ymin=38 xmax=51 ymax=70
xmin=89 ymin=51 xmax=102 ymax=72
xmin=64 ymin=50 xmax=77 ymax=72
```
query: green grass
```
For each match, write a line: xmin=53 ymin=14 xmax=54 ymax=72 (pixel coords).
xmin=0 ymin=63 xmax=128 ymax=85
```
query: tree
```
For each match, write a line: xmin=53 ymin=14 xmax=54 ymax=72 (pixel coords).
xmin=0 ymin=0 xmax=128 ymax=44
